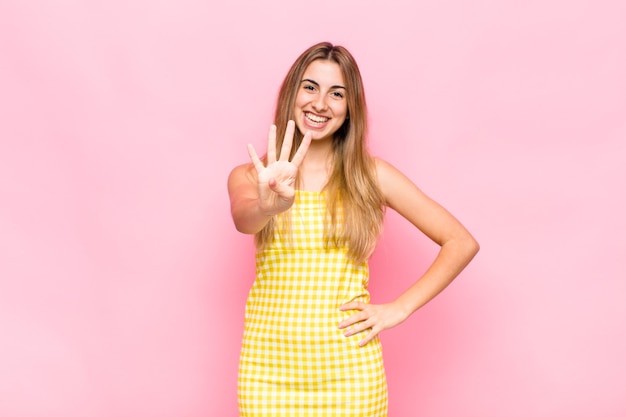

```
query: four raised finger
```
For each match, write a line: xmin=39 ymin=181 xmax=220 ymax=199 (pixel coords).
xmin=267 ymin=124 xmax=277 ymax=164
xmin=248 ymin=121 xmax=312 ymax=186
xmin=247 ymin=144 xmax=264 ymax=173
xmin=278 ymin=120 xmax=296 ymax=161
xmin=290 ymin=130 xmax=312 ymax=168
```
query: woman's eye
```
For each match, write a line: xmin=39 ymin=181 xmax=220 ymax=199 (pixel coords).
xmin=332 ymin=91 xmax=344 ymax=98
xmin=303 ymin=85 xmax=315 ymax=91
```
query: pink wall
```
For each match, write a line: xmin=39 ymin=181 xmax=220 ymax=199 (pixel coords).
xmin=1 ymin=1 xmax=625 ymax=416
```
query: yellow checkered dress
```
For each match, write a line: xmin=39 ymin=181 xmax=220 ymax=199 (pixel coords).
xmin=238 ymin=190 xmax=388 ymax=416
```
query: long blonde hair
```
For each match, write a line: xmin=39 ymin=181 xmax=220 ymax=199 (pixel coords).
xmin=256 ymin=42 xmax=385 ymax=262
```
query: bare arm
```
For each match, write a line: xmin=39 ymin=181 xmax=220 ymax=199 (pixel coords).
xmin=339 ymin=158 xmax=479 ymax=345
xmin=227 ymin=163 xmax=272 ymax=234
xmin=377 ymin=158 xmax=479 ymax=314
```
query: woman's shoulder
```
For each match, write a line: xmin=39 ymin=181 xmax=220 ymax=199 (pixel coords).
xmin=372 ymin=157 xmax=392 ymax=172
xmin=227 ymin=162 xmax=256 ymax=191
xmin=229 ymin=161 xmax=254 ymax=176
xmin=372 ymin=157 xmax=406 ymax=188
xmin=372 ymin=157 xmax=424 ymax=208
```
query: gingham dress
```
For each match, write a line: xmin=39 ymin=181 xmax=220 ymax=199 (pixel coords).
xmin=238 ymin=190 xmax=388 ymax=416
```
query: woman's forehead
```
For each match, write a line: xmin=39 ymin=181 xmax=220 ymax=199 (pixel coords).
xmin=302 ymin=60 xmax=345 ymax=85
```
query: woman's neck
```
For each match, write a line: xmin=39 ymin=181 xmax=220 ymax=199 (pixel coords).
xmin=299 ymin=139 xmax=334 ymax=191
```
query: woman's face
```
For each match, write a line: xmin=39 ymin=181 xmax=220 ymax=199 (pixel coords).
xmin=293 ymin=59 xmax=348 ymax=142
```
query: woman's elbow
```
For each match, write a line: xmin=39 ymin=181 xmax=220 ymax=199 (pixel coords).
xmin=465 ymin=235 xmax=480 ymax=259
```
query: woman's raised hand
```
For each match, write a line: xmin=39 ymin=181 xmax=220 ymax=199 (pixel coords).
xmin=247 ymin=120 xmax=312 ymax=216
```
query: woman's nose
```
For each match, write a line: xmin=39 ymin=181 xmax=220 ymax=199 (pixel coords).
xmin=312 ymin=94 xmax=328 ymax=112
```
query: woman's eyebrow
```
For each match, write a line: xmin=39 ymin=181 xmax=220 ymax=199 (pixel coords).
xmin=301 ymin=78 xmax=346 ymax=90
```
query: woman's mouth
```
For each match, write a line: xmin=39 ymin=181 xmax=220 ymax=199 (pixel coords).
xmin=304 ymin=112 xmax=330 ymax=127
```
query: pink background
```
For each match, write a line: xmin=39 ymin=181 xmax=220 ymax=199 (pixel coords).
xmin=1 ymin=0 xmax=625 ymax=416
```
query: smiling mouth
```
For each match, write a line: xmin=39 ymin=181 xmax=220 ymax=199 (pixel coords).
xmin=305 ymin=112 xmax=329 ymax=124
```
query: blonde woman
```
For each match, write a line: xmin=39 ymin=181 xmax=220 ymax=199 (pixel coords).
xmin=228 ymin=42 xmax=479 ymax=417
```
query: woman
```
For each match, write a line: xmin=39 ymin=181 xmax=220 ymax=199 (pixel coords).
xmin=228 ymin=41 xmax=479 ymax=417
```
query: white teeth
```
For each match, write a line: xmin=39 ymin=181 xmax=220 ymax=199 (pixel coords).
xmin=305 ymin=113 xmax=329 ymax=123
